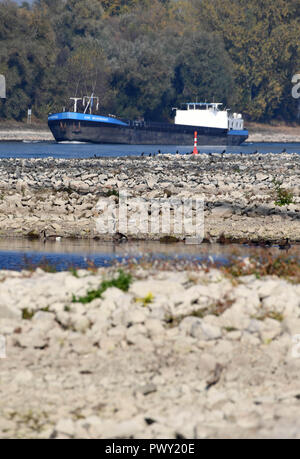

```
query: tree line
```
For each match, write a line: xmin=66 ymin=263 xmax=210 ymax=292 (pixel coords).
xmin=0 ymin=0 xmax=299 ymax=123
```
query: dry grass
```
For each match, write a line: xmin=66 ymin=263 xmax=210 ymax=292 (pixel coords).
xmin=17 ymin=250 xmax=300 ymax=285
xmin=220 ymin=253 xmax=300 ymax=283
xmin=110 ymin=252 xmax=300 ymax=285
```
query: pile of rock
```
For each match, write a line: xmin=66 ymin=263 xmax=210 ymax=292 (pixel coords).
xmin=0 ymin=154 xmax=299 ymax=241
xmin=0 ymin=266 xmax=300 ymax=438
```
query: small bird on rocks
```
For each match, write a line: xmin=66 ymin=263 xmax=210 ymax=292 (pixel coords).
xmin=113 ymin=232 xmax=128 ymax=244
xmin=141 ymin=152 xmax=144 ymax=157
xmin=279 ymin=238 xmax=291 ymax=251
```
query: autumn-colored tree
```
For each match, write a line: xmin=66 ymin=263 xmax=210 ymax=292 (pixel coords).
xmin=0 ymin=0 xmax=299 ymax=122
xmin=0 ymin=0 xmax=57 ymax=119
xmin=192 ymin=0 xmax=300 ymax=120
xmin=64 ymin=41 xmax=113 ymax=111
xmin=173 ymin=31 xmax=236 ymax=109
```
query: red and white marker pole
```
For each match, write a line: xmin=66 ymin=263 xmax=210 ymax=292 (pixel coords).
xmin=193 ymin=131 xmax=198 ymax=155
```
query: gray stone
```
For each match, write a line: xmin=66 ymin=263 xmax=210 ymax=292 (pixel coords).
xmin=55 ymin=418 xmax=75 ymax=437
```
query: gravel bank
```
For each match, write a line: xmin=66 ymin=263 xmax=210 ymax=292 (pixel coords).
xmin=246 ymin=123 xmax=300 ymax=143
xmin=0 ymin=265 xmax=300 ymax=439
xmin=0 ymin=154 xmax=299 ymax=242
xmin=247 ymin=133 xmax=300 ymax=143
xmin=0 ymin=130 xmax=53 ymax=142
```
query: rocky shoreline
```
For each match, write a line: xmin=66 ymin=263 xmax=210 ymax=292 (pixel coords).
xmin=0 ymin=263 xmax=300 ymax=439
xmin=0 ymin=154 xmax=299 ymax=242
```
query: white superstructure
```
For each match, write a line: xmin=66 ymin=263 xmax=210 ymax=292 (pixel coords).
xmin=174 ymin=103 xmax=244 ymax=131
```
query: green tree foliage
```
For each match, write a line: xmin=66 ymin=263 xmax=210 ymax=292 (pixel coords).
xmin=64 ymin=41 xmax=113 ymax=111
xmin=0 ymin=0 xmax=57 ymax=119
xmin=100 ymin=1 xmax=179 ymax=119
xmin=0 ymin=0 xmax=299 ymax=122
xmin=192 ymin=0 xmax=300 ymax=120
xmin=100 ymin=0 xmax=142 ymax=16
xmin=173 ymin=32 xmax=236 ymax=108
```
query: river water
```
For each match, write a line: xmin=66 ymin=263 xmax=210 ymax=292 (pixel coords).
xmin=0 ymin=141 xmax=299 ymax=158
xmin=0 ymin=238 xmax=298 ymax=272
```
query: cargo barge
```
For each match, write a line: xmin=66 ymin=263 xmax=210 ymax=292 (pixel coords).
xmin=48 ymin=97 xmax=248 ymax=146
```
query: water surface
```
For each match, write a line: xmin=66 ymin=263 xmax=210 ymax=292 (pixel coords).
xmin=0 ymin=142 xmax=299 ymax=159
xmin=0 ymin=238 xmax=298 ymax=272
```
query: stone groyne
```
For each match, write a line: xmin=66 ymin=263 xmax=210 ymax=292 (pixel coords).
xmin=0 ymin=154 xmax=299 ymax=242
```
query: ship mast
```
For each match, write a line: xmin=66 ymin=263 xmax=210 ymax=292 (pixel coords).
xmin=0 ymin=75 xmax=6 ymax=99
xmin=70 ymin=97 xmax=82 ymax=113
xmin=83 ymin=94 xmax=99 ymax=114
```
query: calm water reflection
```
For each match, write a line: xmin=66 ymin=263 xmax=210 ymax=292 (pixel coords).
xmin=0 ymin=238 xmax=298 ymax=272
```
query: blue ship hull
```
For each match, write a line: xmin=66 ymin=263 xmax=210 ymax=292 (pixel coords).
xmin=48 ymin=112 xmax=248 ymax=146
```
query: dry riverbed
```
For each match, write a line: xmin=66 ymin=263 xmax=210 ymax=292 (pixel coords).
xmin=0 ymin=259 xmax=300 ymax=439
xmin=0 ymin=154 xmax=299 ymax=242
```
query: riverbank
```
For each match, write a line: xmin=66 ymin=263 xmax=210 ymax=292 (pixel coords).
xmin=0 ymin=122 xmax=53 ymax=142
xmin=0 ymin=261 xmax=300 ymax=438
xmin=0 ymin=121 xmax=299 ymax=143
xmin=0 ymin=155 xmax=299 ymax=242
xmin=246 ymin=122 xmax=300 ymax=143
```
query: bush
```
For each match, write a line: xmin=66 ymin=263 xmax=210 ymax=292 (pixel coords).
xmin=273 ymin=179 xmax=295 ymax=207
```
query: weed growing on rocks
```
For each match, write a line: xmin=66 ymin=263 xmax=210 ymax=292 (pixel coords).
xmin=253 ymin=311 xmax=284 ymax=322
xmin=104 ymin=189 xmax=119 ymax=199
xmin=136 ymin=292 xmax=154 ymax=307
xmin=272 ymin=178 xmax=295 ymax=207
xmin=72 ymin=269 xmax=132 ymax=304
xmin=22 ymin=308 xmax=35 ymax=320
xmin=69 ymin=267 xmax=79 ymax=278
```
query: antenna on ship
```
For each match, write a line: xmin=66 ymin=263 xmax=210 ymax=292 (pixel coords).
xmin=0 ymin=75 xmax=6 ymax=99
xmin=83 ymin=94 xmax=99 ymax=114
xmin=70 ymin=97 xmax=82 ymax=113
